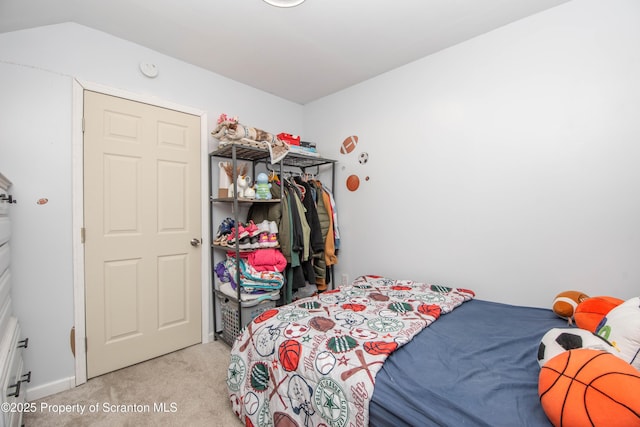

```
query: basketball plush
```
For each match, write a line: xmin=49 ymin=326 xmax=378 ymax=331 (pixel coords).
xmin=574 ymin=296 xmax=624 ymax=332
xmin=596 ymin=296 xmax=640 ymax=370
xmin=552 ymin=291 xmax=590 ymax=322
xmin=340 ymin=135 xmax=358 ymax=154
xmin=539 ymin=349 xmax=640 ymax=427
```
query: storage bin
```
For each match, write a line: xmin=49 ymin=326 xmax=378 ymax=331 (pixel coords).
xmin=216 ymin=290 xmax=279 ymax=345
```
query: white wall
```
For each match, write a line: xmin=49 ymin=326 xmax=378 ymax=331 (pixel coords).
xmin=3 ymin=0 xmax=640 ymax=400
xmin=305 ymin=0 xmax=640 ymax=307
xmin=0 ymin=22 xmax=304 ymax=397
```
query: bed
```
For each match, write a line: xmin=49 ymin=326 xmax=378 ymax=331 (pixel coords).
xmin=226 ymin=275 xmax=565 ymax=426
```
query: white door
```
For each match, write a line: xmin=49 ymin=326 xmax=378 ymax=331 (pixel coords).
xmin=83 ymin=90 xmax=201 ymax=378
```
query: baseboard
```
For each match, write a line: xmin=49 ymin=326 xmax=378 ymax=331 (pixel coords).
xmin=25 ymin=335 xmax=218 ymax=402
xmin=25 ymin=376 xmax=76 ymax=402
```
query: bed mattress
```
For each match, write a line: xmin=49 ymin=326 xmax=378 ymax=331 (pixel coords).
xmin=369 ymin=299 xmax=566 ymax=426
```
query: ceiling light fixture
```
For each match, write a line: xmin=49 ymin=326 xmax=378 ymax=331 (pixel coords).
xmin=262 ymin=0 xmax=305 ymax=8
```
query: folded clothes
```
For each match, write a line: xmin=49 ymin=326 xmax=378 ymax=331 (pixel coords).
xmin=212 ymin=119 xmax=289 ymax=164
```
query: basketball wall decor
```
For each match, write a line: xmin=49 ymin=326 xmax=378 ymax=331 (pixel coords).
xmin=340 ymin=135 xmax=358 ymax=154
xmin=346 ymin=174 xmax=360 ymax=192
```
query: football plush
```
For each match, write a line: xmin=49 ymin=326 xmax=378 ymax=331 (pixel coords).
xmin=537 ymin=327 xmax=614 ymax=367
xmin=539 ymin=349 xmax=640 ymax=427
xmin=596 ymin=296 xmax=640 ymax=370
xmin=552 ymin=291 xmax=589 ymax=322
xmin=574 ymin=296 xmax=624 ymax=332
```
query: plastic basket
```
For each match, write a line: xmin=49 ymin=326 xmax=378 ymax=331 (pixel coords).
xmin=217 ymin=291 xmax=278 ymax=345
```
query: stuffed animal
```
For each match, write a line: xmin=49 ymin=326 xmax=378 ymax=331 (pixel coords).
xmin=552 ymin=291 xmax=590 ymax=324
xmin=537 ymin=297 xmax=640 ymax=426
xmin=574 ymin=296 xmax=624 ymax=333
xmin=596 ymin=296 xmax=640 ymax=370
xmin=254 ymin=173 xmax=272 ymax=200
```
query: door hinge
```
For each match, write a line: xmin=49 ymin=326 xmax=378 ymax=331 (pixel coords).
xmin=82 ymin=117 xmax=85 ymax=133
xmin=81 ymin=227 xmax=86 ymax=243
xmin=85 ymin=337 xmax=88 ymax=352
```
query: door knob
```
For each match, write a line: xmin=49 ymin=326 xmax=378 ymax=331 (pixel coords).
xmin=190 ymin=238 xmax=201 ymax=247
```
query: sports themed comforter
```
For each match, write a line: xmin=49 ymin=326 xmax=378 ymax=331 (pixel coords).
xmin=226 ymin=275 xmax=475 ymax=427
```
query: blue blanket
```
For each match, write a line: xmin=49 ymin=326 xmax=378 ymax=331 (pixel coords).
xmin=370 ymin=299 xmax=566 ymax=426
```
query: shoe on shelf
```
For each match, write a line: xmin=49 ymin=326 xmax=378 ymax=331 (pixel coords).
xmin=237 ymin=223 xmax=250 ymax=239
xmin=258 ymin=233 xmax=270 ymax=248
xmin=243 ymin=220 xmax=260 ymax=237
xmin=226 ymin=227 xmax=238 ymax=246
xmin=256 ymin=220 xmax=271 ymax=235
xmin=213 ymin=234 xmax=228 ymax=246
xmin=268 ymin=220 xmax=278 ymax=235
xmin=238 ymin=236 xmax=252 ymax=250
xmin=216 ymin=217 xmax=235 ymax=238
xmin=250 ymin=235 xmax=260 ymax=249
xmin=267 ymin=233 xmax=279 ymax=247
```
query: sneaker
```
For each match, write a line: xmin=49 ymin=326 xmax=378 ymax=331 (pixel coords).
xmin=267 ymin=233 xmax=279 ymax=247
xmin=214 ymin=233 xmax=228 ymax=246
xmin=244 ymin=220 xmax=260 ymax=237
xmin=238 ymin=236 xmax=252 ymax=250
xmin=250 ymin=235 xmax=260 ymax=249
xmin=268 ymin=221 xmax=279 ymax=235
xmin=258 ymin=233 xmax=270 ymax=248
xmin=237 ymin=223 xmax=250 ymax=239
xmin=226 ymin=227 xmax=238 ymax=246
xmin=216 ymin=217 xmax=235 ymax=238
xmin=256 ymin=220 xmax=271 ymax=235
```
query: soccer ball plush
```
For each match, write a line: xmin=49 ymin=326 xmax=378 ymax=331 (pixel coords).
xmin=537 ymin=327 xmax=614 ymax=368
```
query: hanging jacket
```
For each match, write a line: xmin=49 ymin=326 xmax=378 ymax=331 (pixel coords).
xmin=322 ymin=184 xmax=341 ymax=251
xmin=312 ymin=180 xmax=330 ymax=288
xmin=321 ymin=186 xmax=338 ymax=267
xmin=294 ymin=177 xmax=324 ymax=254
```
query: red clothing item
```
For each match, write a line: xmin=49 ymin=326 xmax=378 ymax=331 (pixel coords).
xmin=239 ymin=248 xmax=287 ymax=272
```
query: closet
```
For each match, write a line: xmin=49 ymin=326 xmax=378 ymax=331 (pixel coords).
xmin=209 ymin=143 xmax=336 ymax=344
xmin=0 ymin=173 xmax=31 ymax=427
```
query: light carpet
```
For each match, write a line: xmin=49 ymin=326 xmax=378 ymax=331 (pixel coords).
xmin=24 ymin=340 xmax=243 ymax=426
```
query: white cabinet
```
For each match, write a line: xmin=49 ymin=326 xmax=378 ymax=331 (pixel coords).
xmin=0 ymin=173 xmax=30 ymax=427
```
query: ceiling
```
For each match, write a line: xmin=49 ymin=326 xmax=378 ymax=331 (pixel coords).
xmin=0 ymin=0 xmax=571 ymax=104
